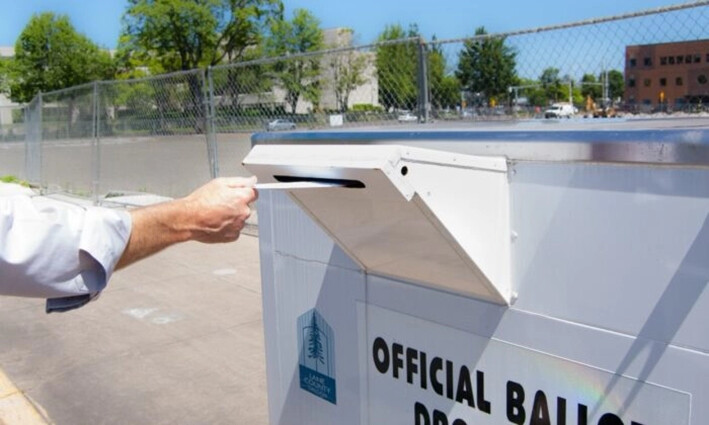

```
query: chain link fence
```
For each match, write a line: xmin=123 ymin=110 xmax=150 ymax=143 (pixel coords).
xmin=0 ymin=104 xmax=26 ymax=180
xmin=2 ymin=1 xmax=708 ymax=200
xmin=96 ymin=70 xmax=214 ymax=199
xmin=429 ymin=2 xmax=709 ymax=119
xmin=38 ymin=84 xmax=96 ymax=196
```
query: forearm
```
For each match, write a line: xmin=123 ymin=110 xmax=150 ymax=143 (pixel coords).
xmin=116 ymin=177 xmax=256 ymax=269
xmin=116 ymin=199 xmax=192 ymax=269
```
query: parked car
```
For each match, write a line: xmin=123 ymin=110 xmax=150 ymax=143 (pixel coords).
xmin=267 ymin=119 xmax=296 ymax=131
xmin=397 ymin=112 xmax=418 ymax=123
xmin=544 ymin=103 xmax=575 ymax=119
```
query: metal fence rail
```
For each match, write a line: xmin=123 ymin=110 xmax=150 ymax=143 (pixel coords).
xmin=2 ymin=1 xmax=707 ymax=200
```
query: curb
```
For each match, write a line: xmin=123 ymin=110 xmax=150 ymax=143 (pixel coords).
xmin=0 ymin=369 xmax=51 ymax=425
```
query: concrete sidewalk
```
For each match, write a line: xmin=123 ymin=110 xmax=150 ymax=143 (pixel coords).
xmin=0 ymin=235 xmax=268 ymax=425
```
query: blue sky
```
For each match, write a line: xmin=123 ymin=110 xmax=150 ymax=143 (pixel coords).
xmin=0 ymin=0 xmax=686 ymax=48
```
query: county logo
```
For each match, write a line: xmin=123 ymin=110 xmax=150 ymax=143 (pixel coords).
xmin=297 ymin=309 xmax=336 ymax=404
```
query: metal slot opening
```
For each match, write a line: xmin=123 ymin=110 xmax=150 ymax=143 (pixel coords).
xmin=273 ymin=175 xmax=366 ymax=188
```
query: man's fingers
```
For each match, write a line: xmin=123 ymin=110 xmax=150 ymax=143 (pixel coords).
xmin=222 ymin=176 xmax=257 ymax=188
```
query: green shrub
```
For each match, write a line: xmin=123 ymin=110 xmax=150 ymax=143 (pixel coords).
xmin=351 ymin=104 xmax=384 ymax=112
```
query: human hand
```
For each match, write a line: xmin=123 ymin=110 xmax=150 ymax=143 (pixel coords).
xmin=180 ymin=176 xmax=259 ymax=243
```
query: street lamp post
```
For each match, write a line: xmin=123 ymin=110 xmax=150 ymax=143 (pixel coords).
xmin=508 ymin=84 xmax=541 ymax=115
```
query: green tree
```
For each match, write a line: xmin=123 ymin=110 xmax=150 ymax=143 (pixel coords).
xmin=0 ymin=58 xmax=10 ymax=95
xmin=375 ymin=24 xmax=420 ymax=111
xmin=326 ymin=29 xmax=368 ymax=112
xmin=580 ymin=73 xmax=602 ymax=100
xmin=9 ymin=12 xmax=113 ymax=103
xmin=513 ymin=77 xmax=545 ymax=108
xmin=456 ymin=27 xmax=517 ymax=106
xmin=539 ymin=67 xmax=565 ymax=104
xmin=428 ymin=39 xmax=461 ymax=111
xmin=266 ymin=8 xmax=324 ymax=113
xmin=606 ymin=69 xmax=624 ymax=104
xmin=559 ymin=73 xmax=578 ymax=104
xmin=219 ymin=45 xmax=274 ymax=110
xmin=119 ymin=0 xmax=280 ymax=72
xmin=120 ymin=0 xmax=279 ymax=130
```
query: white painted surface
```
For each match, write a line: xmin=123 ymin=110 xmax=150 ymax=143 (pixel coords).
xmin=245 ymin=145 xmax=512 ymax=304
xmin=364 ymin=304 xmax=690 ymax=425
xmin=256 ymin=146 xmax=709 ymax=425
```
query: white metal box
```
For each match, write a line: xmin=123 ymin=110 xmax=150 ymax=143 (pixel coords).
xmin=248 ymin=121 xmax=709 ymax=425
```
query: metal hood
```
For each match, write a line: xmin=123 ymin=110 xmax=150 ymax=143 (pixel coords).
xmin=243 ymin=144 xmax=512 ymax=305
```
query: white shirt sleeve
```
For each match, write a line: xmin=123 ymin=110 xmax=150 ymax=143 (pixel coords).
xmin=0 ymin=184 xmax=132 ymax=312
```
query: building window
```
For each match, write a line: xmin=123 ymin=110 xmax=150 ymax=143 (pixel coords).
xmin=669 ymin=56 xmax=676 ymax=65
xmin=707 ymin=53 xmax=709 ymax=62
xmin=628 ymin=78 xmax=635 ymax=88
xmin=660 ymin=77 xmax=667 ymax=87
xmin=660 ymin=56 xmax=667 ymax=65
xmin=676 ymin=77 xmax=683 ymax=86
xmin=644 ymin=57 xmax=652 ymax=66
xmin=694 ymin=54 xmax=701 ymax=64
xmin=677 ymin=55 xmax=684 ymax=65
xmin=686 ymin=54 xmax=693 ymax=63
xmin=644 ymin=78 xmax=652 ymax=87
xmin=699 ymin=74 xmax=708 ymax=85
xmin=629 ymin=58 xmax=637 ymax=67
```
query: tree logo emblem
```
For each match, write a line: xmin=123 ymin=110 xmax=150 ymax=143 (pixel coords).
xmin=297 ymin=309 xmax=336 ymax=404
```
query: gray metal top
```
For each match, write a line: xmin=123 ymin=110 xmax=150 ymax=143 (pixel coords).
xmin=251 ymin=117 xmax=709 ymax=167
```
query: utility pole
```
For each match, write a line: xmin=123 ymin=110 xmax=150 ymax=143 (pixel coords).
xmin=508 ymin=84 xmax=541 ymax=112
xmin=601 ymin=63 xmax=609 ymax=107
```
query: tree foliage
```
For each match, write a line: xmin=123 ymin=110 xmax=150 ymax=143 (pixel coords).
xmin=0 ymin=58 xmax=10 ymax=95
xmin=456 ymin=27 xmax=517 ymax=106
xmin=326 ymin=29 xmax=368 ymax=112
xmin=266 ymin=8 xmax=324 ymax=113
xmin=218 ymin=45 xmax=274 ymax=109
xmin=579 ymin=69 xmax=623 ymax=105
xmin=539 ymin=67 xmax=566 ymax=104
xmin=9 ymin=12 xmax=113 ymax=103
xmin=119 ymin=0 xmax=280 ymax=72
xmin=580 ymin=73 xmax=601 ymax=100
xmin=428 ymin=40 xmax=460 ymax=110
xmin=375 ymin=24 xmax=420 ymax=111
xmin=606 ymin=70 xmax=624 ymax=103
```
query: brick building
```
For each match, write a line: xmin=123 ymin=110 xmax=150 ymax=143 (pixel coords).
xmin=625 ymin=39 xmax=709 ymax=110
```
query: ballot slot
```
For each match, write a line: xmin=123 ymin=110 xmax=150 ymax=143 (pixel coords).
xmin=273 ymin=175 xmax=366 ymax=188
xmin=243 ymin=144 xmax=512 ymax=305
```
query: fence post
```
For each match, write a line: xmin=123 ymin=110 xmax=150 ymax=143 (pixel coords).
xmin=23 ymin=105 xmax=30 ymax=183
xmin=203 ymin=67 xmax=219 ymax=179
xmin=37 ymin=92 xmax=43 ymax=192
xmin=416 ymin=37 xmax=430 ymax=123
xmin=92 ymin=81 xmax=101 ymax=204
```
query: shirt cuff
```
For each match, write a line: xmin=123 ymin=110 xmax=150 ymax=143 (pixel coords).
xmin=46 ymin=294 xmax=94 ymax=313
xmin=46 ymin=208 xmax=132 ymax=313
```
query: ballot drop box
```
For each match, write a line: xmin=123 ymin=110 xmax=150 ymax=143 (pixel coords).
xmin=243 ymin=121 xmax=709 ymax=425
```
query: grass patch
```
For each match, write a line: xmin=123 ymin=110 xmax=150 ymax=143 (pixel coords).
xmin=0 ymin=175 xmax=30 ymax=187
